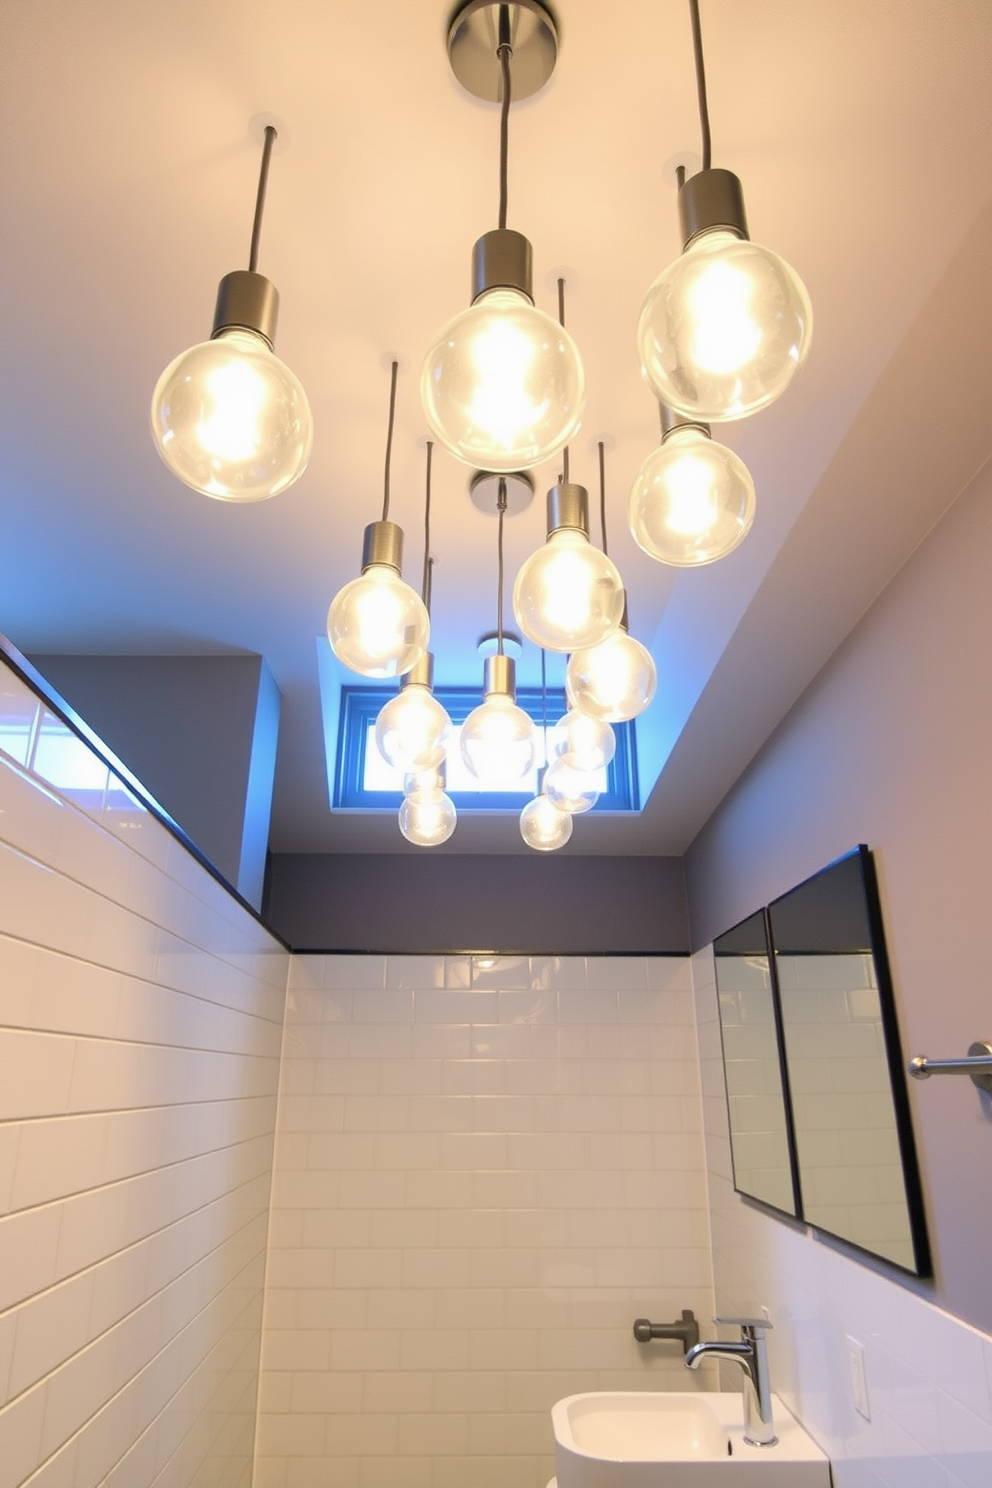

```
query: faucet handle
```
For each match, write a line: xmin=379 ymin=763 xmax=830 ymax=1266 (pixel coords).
xmin=714 ymin=1315 xmax=774 ymax=1331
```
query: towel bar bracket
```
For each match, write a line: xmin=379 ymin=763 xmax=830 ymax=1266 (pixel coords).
xmin=908 ymin=1041 xmax=992 ymax=1094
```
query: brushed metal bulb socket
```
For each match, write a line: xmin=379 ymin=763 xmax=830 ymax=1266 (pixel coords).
xmin=547 ymin=481 xmax=590 ymax=538
xmin=401 ymin=653 xmax=435 ymax=690
xmin=484 ymin=653 xmax=517 ymax=700
xmin=677 ymin=168 xmax=749 ymax=250
xmin=212 ymin=270 xmax=280 ymax=347
xmin=361 ymin=521 xmax=404 ymax=574
xmin=472 ymin=229 xmax=534 ymax=303
xmin=660 ymin=405 xmax=711 ymax=441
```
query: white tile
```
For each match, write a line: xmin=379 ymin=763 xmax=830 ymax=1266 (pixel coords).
xmin=386 ymin=956 xmax=443 ymax=990
xmin=586 ymin=957 xmax=647 ymax=991
xmin=558 ymin=987 xmax=618 ymax=1023
xmin=530 ymin=956 xmax=587 ymax=990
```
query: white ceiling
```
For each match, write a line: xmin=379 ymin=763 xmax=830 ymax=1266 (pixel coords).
xmin=1 ymin=0 xmax=991 ymax=857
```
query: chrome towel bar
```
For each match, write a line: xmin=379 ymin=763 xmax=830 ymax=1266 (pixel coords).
xmin=908 ymin=1041 xmax=992 ymax=1093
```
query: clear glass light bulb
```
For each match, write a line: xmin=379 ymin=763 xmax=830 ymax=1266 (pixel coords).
xmin=420 ymin=287 xmax=586 ymax=472
xmin=551 ymin=710 xmax=616 ymax=773
xmin=567 ymin=630 xmax=657 ymax=723
xmin=404 ymin=765 xmax=446 ymax=800
xmin=327 ymin=566 xmax=430 ymax=679
xmin=512 ymin=528 xmax=625 ymax=652
xmin=628 ymin=426 xmax=756 ymax=566
xmin=543 ymin=758 xmax=599 ymax=815
xmin=375 ymin=686 xmax=450 ymax=774
xmin=399 ymin=791 xmax=457 ymax=847
xmin=151 ymin=328 xmax=312 ymax=500
xmin=637 ymin=229 xmax=812 ymax=421
xmin=520 ymin=792 xmax=573 ymax=851
xmin=460 ymin=691 xmax=536 ymax=787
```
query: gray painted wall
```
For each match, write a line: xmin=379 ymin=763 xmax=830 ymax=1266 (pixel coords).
xmin=684 ymin=456 xmax=992 ymax=1332
xmin=28 ymin=653 xmax=280 ymax=911
xmin=264 ymin=851 xmax=689 ymax=954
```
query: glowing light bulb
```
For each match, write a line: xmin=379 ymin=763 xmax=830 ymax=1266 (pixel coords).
xmin=520 ymin=792 xmax=573 ymax=851
xmin=567 ymin=629 xmax=657 ymax=724
xmin=629 ymin=424 xmax=755 ymax=566
xmin=375 ymin=658 xmax=450 ymax=773
xmin=544 ymin=758 xmax=599 ymax=815
xmin=638 ymin=228 xmax=811 ymax=421
xmin=551 ymin=710 xmax=616 ymax=774
xmin=328 ymin=521 xmax=430 ymax=680
xmin=460 ymin=655 xmax=536 ymax=788
xmin=512 ymin=483 xmax=625 ymax=652
xmin=151 ymin=327 xmax=312 ymax=500
xmin=460 ymin=691 xmax=536 ymax=787
xmin=399 ymin=791 xmax=457 ymax=847
xmin=421 ymin=231 xmax=586 ymax=472
xmin=637 ymin=167 xmax=812 ymax=422
xmin=328 ymin=566 xmax=429 ymax=679
xmin=404 ymin=765 xmax=446 ymax=800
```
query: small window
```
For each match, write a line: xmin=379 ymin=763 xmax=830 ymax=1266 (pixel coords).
xmin=334 ymin=685 xmax=639 ymax=813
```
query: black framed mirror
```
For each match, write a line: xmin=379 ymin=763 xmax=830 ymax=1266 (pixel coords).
xmin=713 ymin=910 xmax=799 ymax=1218
xmin=714 ymin=847 xmax=931 ymax=1276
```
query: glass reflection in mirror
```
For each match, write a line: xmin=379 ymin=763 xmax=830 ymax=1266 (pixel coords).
xmin=714 ymin=910 xmax=798 ymax=1218
xmin=768 ymin=847 xmax=928 ymax=1274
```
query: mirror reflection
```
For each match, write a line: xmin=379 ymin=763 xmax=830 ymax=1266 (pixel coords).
xmin=768 ymin=848 xmax=925 ymax=1271
xmin=713 ymin=846 xmax=930 ymax=1276
xmin=714 ymin=911 xmax=797 ymax=1217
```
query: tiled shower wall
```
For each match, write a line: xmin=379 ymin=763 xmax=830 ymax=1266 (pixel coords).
xmin=0 ymin=699 xmax=287 ymax=1487
xmin=254 ymin=953 xmax=715 ymax=1488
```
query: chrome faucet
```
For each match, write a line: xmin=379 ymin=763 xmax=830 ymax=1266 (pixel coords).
xmin=685 ymin=1316 xmax=777 ymax=1446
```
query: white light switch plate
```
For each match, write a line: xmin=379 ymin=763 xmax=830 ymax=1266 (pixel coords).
xmin=847 ymin=1335 xmax=870 ymax=1420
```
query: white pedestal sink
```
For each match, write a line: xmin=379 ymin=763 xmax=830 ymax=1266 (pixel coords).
xmin=551 ymin=1391 xmax=830 ymax=1488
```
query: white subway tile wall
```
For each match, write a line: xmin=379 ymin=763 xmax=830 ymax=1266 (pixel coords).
xmin=0 ymin=704 xmax=288 ymax=1488
xmin=693 ymin=947 xmax=992 ymax=1488
xmin=254 ymin=953 xmax=714 ymax=1488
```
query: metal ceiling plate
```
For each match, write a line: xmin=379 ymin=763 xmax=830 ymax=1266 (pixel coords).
xmin=447 ymin=0 xmax=558 ymax=102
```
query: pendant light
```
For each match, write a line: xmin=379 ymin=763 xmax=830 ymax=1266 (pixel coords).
xmin=421 ymin=2 xmax=585 ymax=472
xmin=327 ymin=362 xmax=431 ymax=678
xmin=151 ymin=125 xmax=313 ymax=501
xmin=636 ymin=0 xmax=812 ymax=422
xmin=399 ymin=763 xmax=457 ymax=847
xmin=566 ymin=443 xmax=657 ymax=723
xmin=374 ymin=444 xmax=452 ymax=771
xmin=543 ymin=757 xmax=600 ymax=815
xmin=512 ymin=282 xmax=625 ymax=652
xmin=629 ymin=403 xmax=755 ymax=566
xmin=461 ymin=478 xmax=536 ymax=787
xmin=551 ymin=708 xmax=616 ymax=775
xmin=520 ymin=650 xmax=573 ymax=851
xmin=519 ymin=791 xmax=574 ymax=850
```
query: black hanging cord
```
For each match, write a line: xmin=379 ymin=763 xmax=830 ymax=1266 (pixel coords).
xmin=496 ymin=477 xmax=508 ymax=655
xmin=422 ymin=442 xmax=434 ymax=613
xmin=688 ymin=0 xmax=712 ymax=172
xmin=381 ymin=360 xmax=399 ymax=523
xmin=557 ymin=278 xmax=570 ymax=483
xmin=248 ymin=125 xmax=277 ymax=273
xmin=497 ymin=6 xmax=513 ymax=230
xmin=540 ymin=647 xmax=549 ymax=759
xmin=598 ymin=441 xmax=609 ymax=556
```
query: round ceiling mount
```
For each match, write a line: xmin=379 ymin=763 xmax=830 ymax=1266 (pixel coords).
xmin=447 ymin=0 xmax=559 ymax=103
xmin=470 ymin=468 xmax=535 ymax=516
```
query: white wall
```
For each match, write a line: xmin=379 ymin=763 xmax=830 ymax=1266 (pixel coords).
xmin=254 ymin=952 xmax=714 ymax=1488
xmin=684 ymin=455 xmax=992 ymax=1331
xmin=0 ymin=672 xmax=288 ymax=1487
xmin=683 ymin=457 xmax=992 ymax=1481
xmin=695 ymin=947 xmax=992 ymax=1488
